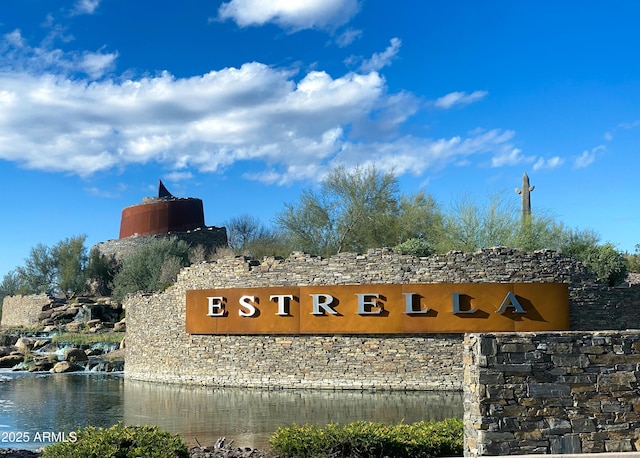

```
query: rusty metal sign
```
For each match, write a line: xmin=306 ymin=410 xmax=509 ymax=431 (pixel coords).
xmin=185 ymin=283 xmax=569 ymax=334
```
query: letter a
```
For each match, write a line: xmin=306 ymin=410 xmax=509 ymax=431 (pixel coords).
xmin=496 ymin=291 xmax=526 ymax=314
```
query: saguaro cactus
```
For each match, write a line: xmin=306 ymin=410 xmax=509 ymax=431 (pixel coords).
xmin=515 ymin=172 xmax=535 ymax=218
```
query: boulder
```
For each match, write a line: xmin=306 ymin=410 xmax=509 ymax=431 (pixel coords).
xmin=29 ymin=356 xmax=55 ymax=372
xmin=0 ymin=353 xmax=24 ymax=368
xmin=114 ymin=318 xmax=126 ymax=332
xmin=64 ymin=348 xmax=88 ymax=362
xmin=50 ymin=361 xmax=84 ymax=373
xmin=15 ymin=337 xmax=49 ymax=353
xmin=65 ymin=322 xmax=84 ymax=332
xmin=87 ymin=319 xmax=102 ymax=328
xmin=14 ymin=337 xmax=33 ymax=353
xmin=0 ymin=345 xmax=16 ymax=357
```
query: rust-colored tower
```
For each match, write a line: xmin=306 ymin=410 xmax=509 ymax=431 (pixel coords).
xmin=119 ymin=181 xmax=205 ymax=238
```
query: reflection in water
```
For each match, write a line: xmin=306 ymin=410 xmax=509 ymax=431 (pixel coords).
xmin=0 ymin=372 xmax=462 ymax=451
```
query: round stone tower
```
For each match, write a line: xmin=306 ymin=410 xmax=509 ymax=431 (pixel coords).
xmin=119 ymin=181 xmax=206 ymax=238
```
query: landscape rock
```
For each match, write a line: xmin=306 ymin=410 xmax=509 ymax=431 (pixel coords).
xmin=64 ymin=348 xmax=88 ymax=362
xmin=86 ymin=319 xmax=102 ymax=328
xmin=64 ymin=322 xmax=83 ymax=332
xmin=28 ymin=356 xmax=55 ymax=372
xmin=50 ymin=361 xmax=84 ymax=373
xmin=0 ymin=353 xmax=24 ymax=368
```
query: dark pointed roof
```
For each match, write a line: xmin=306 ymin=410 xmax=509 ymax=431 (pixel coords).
xmin=158 ymin=180 xmax=174 ymax=199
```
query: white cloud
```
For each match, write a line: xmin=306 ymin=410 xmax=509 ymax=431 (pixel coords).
xmin=533 ymin=156 xmax=564 ymax=171
xmin=218 ymin=0 xmax=359 ymax=32
xmin=0 ymin=31 xmax=535 ymax=185
xmin=358 ymin=37 xmax=401 ymax=72
xmin=1 ymin=29 xmax=117 ymax=80
xmin=491 ymin=147 xmax=535 ymax=167
xmin=73 ymin=0 xmax=101 ymax=15
xmin=574 ymin=145 xmax=605 ymax=169
xmin=0 ymin=49 xmax=530 ymax=185
xmin=434 ymin=90 xmax=488 ymax=109
xmin=164 ymin=171 xmax=194 ymax=182
xmin=335 ymin=28 xmax=362 ymax=47
xmin=4 ymin=29 xmax=25 ymax=48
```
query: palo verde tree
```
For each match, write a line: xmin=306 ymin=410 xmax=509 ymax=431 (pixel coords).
xmin=276 ymin=165 xmax=443 ymax=257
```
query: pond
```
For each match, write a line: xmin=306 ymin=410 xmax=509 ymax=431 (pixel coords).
xmin=0 ymin=371 xmax=462 ymax=451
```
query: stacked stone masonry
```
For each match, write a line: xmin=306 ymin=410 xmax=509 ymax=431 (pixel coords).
xmin=464 ymin=331 xmax=640 ymax=456
xmin=1 ymin=293 xmax=50 ymax=327
xmin=125 ymin=247 xmax=640 ymax=390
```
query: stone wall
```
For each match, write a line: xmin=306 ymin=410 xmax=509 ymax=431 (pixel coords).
xmin=463 ymin=331 xmax=640 ymax=456
xmin=1 ymin=294 xmax=50 ymax=327
xmin=125 ymin=247 xmax=640 ymax=389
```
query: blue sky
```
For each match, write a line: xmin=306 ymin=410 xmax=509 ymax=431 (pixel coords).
xmin=0 ymin=1 xmax=639 ymax=278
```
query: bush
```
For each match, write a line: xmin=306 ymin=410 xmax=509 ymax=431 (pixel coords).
xmin=110 ymin=237 xmax=190 ymax=303
xmin=582 ymin=243 xmax=628 ymax=286
xmin=269 ymin=418 xmax=463 ymax=458
xmin=394 ymin=238 xmax=435 ymax=257
xmin=42 ymin=423 xmax=188 ymax=458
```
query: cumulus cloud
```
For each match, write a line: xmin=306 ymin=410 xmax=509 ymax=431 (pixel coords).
xmin=0 ymin=51 xmax=526 ymax=184
xmin=218 ymin=0 xmax=360 ymax=32
xmin=1 ymin=29 xmax=117 ymax=79
xmin=574 ymin=145 xmax=605 ymax=169
xmin=336 ymin=28 xmax=363 ymax=47
xmin=491 ymin=147 xmax=535 ymax=167
xmin=533 ymin=156 xmax=563 ymax=171
xmin=434 ymin=90 xmax=488 ymax=109
xmin=72 ymin=0 xmax=101 ymax=15
xmin=0 ymin=28 xmax=532 ymax=184
xmin=358 ymin=37 xmax=401 ymax=72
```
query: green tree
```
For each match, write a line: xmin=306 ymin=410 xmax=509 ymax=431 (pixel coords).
xmin=0 ymin=270 xmax=23 ymax=312
xmin=575 ymin=242 xmax=628 ymax=286
xmin=15 ymin=243 xmax=56 ymax=294
xmin=86 ymin=248 xmax=118 ymax=296
xmin=276 ymin=165 xmax=441 ymax=256
xmin=438 ymin=194 xmax=522 ymax=252
xmin=226 ymin=214 xmax=268 ymax=252
xmin=51 ymin=235 xmax=89 ymax=295
xmin=624 ymin=244 xmax=640 ymax=273
xmin=111 ymin=237 xmax=191 ymax=303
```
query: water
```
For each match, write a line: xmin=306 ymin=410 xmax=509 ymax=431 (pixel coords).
xmin=0 ymin=371 xmax=462 ymax=451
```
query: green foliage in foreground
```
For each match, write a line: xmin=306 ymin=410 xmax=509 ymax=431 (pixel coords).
xmin=42 ymin=423 xmax=188 ymax=458
xmin=269 ymin=418 xmax=463 ymax=458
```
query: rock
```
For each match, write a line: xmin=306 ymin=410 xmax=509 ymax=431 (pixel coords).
xmin=89 ymin=323 xmax=104 ymax=333
xmin=0 ymin=354 xmax=24 ymax=368
xmin=114 ymin=319 xmax=126 ymax=332
xmin=50 ymin=361 xmax=84 ymax=373
xmin=0 ymin=346 xmax=15 ymax=357
xmin=14 ymin=338 xmax=33 ymax=354
xmin=64 ymin=348 xmax=88 ymax=362
xmin=64 ymin=322 xmax=84 ymax=332
xmin=42 ymin=325 xmax=58 ymax=333
xmin=119 ymin=337 xmax=126 ymax=350
xmin=87 ymin=319 xmax=102 ymax=328
xmin=29 ymin=357 xmax=55 ymax=372
xmin=15 ymin=338 xmax=48 ymax=353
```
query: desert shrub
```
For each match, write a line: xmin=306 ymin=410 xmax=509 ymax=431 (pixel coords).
xmin=581 ymin=243 xmax=628 ymax=286
xmin=41 ymin=423 xmax=188 ymax=458
xmin=269 ymin=418 xmax=463 ymax=458
xmin=110 ymin=237 xmax=190 ymax=303
xmin=394 ymin=238 xmax=435 ymax=257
